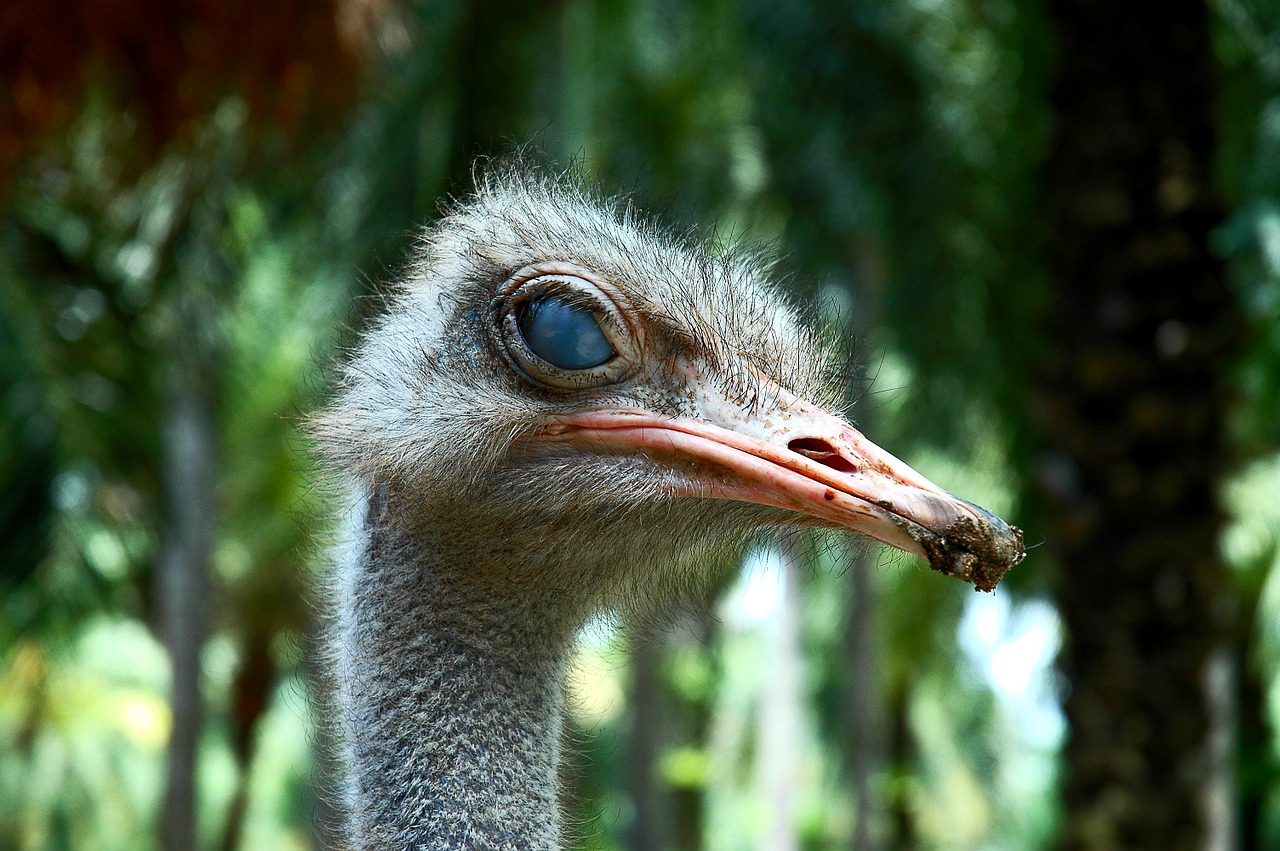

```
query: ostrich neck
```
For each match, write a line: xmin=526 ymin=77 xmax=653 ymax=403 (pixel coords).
xmin=332 ymin=482 xmax=572 ymax=850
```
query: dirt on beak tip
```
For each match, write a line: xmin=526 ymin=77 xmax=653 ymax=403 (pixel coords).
xmin=909 ymin=515 xmax=1026 ymax=592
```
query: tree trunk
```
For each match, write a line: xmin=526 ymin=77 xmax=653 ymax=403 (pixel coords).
xmin=627 ymin=632 xmax=672 ymax=851
xmin=672 ymin=615 xmax=715 ymax=851
xmin=841 ymin=242 xmax=893 ymax=851
xmin=219 ymin=628 xmax=276 ymax=851
xmin=1037 ymin=1 xmax=1245 ymax=847
xmin=843 ymin=549 xmax=889 ymax=851
xmin=158 ymin=366 xmax=217 ymax=851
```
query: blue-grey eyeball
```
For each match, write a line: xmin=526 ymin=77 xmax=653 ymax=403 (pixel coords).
xmin=517 ymin=296 xmax=615 ymax=370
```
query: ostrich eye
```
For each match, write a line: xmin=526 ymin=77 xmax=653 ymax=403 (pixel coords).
xmin=517 ymin=296 xmax=615 ymax=370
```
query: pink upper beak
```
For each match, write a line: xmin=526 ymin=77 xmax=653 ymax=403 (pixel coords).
xmin=545 ymin=404 xmax=1025 ymax=592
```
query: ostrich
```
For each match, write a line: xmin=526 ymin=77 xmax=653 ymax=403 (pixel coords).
xmin=312 ymin=163 xmax=1024 ymax=849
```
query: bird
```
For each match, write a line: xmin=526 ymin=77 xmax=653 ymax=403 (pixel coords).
xmin=311 ymin=161 xmax=1025 ymax=849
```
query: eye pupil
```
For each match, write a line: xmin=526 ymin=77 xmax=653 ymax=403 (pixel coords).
xmin=517 ymin=296 xmax=615 ymax=370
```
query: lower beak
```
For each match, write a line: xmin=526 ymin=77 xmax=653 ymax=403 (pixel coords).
xmin=547 ymin=408 xmax=1025 ymax=592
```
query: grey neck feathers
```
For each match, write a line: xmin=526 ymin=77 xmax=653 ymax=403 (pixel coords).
xmin=332 ymin=481 xmax=574 ymax=850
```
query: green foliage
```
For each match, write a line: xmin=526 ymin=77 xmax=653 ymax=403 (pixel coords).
xmin=0 ymin=618 xmax=167 ymax=849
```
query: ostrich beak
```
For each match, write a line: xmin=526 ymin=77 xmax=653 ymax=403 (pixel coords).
xmin=547 ymin=403 xmax=1025 ymax=592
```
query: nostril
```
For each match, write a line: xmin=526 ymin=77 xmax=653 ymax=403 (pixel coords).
xmin=789 ymin=437 xmax=833 ymax=455
xmin=787 ymin=437 xmax=858 ymax=474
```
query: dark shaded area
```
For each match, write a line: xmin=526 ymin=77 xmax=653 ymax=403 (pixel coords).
xmin=1037 ymin=1 xmax=1247 ymax=846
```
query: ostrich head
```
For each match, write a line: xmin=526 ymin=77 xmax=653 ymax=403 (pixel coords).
xmin=316 ymin=163 xmax=1023 ymax=645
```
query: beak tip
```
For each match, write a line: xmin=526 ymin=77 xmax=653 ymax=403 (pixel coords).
xmin=918 ymin=520 xmax=1026 ymax=593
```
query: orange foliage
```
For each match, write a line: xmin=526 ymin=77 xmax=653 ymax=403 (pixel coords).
xmin=0 ymin=0 xmax=373 ymax=184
